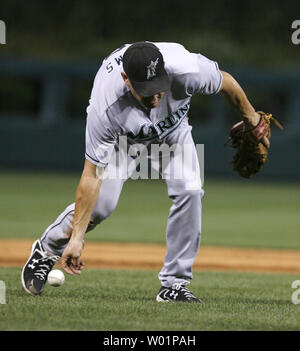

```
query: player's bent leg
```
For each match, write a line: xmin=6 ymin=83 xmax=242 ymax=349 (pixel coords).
xmin=21 ymin=177 xmax=125 ymax=296
xmin=40 ymin=203 xmax=75 ymax=257
xmin=87 ymin=178 xmax=126 ymax=230
xmin=39 ymin=177 xmax=125 ymax=256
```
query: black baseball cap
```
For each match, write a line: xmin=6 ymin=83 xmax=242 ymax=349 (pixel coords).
xmin=122 ymin=42 xmax=170 ymax=97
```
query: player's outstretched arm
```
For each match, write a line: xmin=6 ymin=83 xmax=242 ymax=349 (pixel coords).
xmin=61 ymin=159 xmax=104 ymax=275
xmin=219 ymin=71 xmax=269 ymax=148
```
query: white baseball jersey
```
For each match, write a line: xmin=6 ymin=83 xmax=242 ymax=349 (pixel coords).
xmin=85 ymin=42 xmax=223 ymax=167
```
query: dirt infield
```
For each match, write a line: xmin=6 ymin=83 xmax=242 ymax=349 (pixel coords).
xmin=1 ymin=239 xmax=300 ymax=274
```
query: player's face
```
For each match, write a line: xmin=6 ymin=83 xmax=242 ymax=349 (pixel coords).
xmin=121 ymin=72 xmax=164 ymax=109
xmin=140 ymin=92 xmax=164 ymax=109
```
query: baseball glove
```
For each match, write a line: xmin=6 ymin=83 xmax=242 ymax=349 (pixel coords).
xmin=226 ymin=111 xmax=283 ymax=178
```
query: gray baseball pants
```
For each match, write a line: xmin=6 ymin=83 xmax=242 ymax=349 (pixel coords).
xmin=40 ymin=119 xmax=204 ymax=288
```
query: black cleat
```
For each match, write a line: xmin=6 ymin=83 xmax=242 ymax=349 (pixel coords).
xmin=21 ymin=240 xmax=60 ymax=296
xmin=156 ymin=283 xmax=202 ymax=303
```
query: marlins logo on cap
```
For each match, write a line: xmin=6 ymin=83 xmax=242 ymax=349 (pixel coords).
xmin=122 ymin=42 xmax=170 ymax=97
xmin=147 ymin=58 xmax=159 ymax=80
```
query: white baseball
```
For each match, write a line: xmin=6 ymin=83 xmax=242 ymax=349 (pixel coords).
xmin=47 ymin=269 xmax=65 ymax=287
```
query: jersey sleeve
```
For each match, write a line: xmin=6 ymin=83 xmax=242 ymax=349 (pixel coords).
xmin=85 ymin=105 xmax=117 ymax=167
xmin=170 ymin=50 xmax=223 ymax=98
xmin=191 ymin=53 xmax=223 ymax=95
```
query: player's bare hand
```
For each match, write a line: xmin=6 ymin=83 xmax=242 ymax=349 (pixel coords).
xmin=61 ymin=238 xmax=85 ymax=275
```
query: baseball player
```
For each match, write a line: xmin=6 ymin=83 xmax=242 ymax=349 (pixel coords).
xmin=21 ymin=41 xmax=263 ymax=302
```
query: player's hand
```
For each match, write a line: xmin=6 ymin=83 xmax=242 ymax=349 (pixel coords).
xmin=243 ymin=111 xmax=260 ymax=129
xmin=243 ymin=111 xmax=270 ymax=149
xmin=61 ymin=238 xmax=85 ymax=275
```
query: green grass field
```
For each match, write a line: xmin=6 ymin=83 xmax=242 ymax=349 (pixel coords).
xmin=0 ymin=171 xmax=299 ymax=249
xmin=0 ymin=267 xmax=299 ymax=331
xmin=1 ymin=171 xmax=300 ymax=331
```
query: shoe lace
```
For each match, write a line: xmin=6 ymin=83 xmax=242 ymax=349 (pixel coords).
xmin=33 ymin=255 xmax=60 ymax=280
xmin=172 ymin=283 xmax=198 ymax=300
